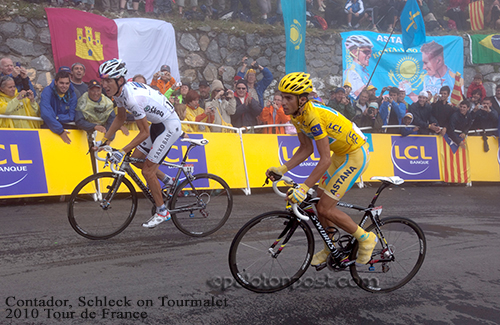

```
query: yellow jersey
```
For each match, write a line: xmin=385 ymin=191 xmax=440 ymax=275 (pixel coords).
xmin=291 ymin=100 xmax=366 ymax=155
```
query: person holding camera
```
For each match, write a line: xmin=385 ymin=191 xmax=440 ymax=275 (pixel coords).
xmin=237 ymin=56 xmax=273 ymax=108
xmin=184 ymin=89 xmax=214 ymax=132
xmin=259 ymin=93 xmax=290 ymax=134
xmin=352 ymin=101 xmax=383 ymax=133
xmin=151 ymin=65 xmax=176 ymax=95
xmin=431 ymin=86 xmax=455 ymax=136
xmin=205 ymin=79 xmax=236 ymax=133
xmin=0 ymin=57 xmax=37 ymax=97
xmin=470 ymin=97 xmax=499 ymax=134
xmin=379 ymin=86 xmax=407 ymax=133
xmin=328 ymin=87 xmax=357 ymax=120
xmin=0 ymin=75 xmax=40 ymax=129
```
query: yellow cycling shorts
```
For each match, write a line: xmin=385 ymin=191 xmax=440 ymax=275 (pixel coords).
xmin=319 ymin=143 xmax=370 ymax=201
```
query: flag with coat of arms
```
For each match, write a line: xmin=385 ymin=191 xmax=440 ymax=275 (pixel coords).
xmin=45 ymin=8 xmax=180 ymax=83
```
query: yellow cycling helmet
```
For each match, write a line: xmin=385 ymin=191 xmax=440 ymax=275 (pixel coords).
xmin=279 ymin=72 xmax=313 ymax=95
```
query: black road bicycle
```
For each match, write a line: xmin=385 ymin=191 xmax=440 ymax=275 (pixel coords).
xmin=228 ymin=175 xmax=426 ymax=293
xmin=68 ymin=138 xmax=232 ymax=240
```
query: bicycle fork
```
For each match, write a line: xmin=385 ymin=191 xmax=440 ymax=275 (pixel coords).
xmin=268 ymin=218 xmax=301 ymax=258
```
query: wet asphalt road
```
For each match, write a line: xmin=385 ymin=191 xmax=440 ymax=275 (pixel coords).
xmin=0 ymin=183 xmax=499 ymax=325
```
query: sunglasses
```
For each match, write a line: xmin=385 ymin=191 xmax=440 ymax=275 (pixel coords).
xmin=361 ymin=50 xmax=372 ymax=55
xmin=237 ymin=87 xmax=247 ymax=90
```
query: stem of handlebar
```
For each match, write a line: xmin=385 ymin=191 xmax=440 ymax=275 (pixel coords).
xmin=271 ymin=176 xmax=310 ymax=221
xmin=93 ymin=145 xmax=126 ymax=176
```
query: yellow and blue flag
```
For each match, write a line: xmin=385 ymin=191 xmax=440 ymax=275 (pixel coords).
xmin=400 ymin=0 xmax=426 ymax=51
xmin=282 ymin=0 xmax=306 ymax=73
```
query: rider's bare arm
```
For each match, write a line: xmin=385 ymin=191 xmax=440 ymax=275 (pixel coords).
xmin=122 ymin=117 xmax=150 ymax=153
xmin=103 ymin=106 xmax=127 ymax=143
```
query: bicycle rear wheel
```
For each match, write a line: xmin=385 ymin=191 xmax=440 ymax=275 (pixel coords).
xmin=169 ymin=173 xmax=232 ymax=237
xmin=68 ymin=172 xmax=138 ymax=240
xmin=349 ymin=217 xmax=426 ymax=293
xmin=228 ymin=211 xmax=314 ymax=293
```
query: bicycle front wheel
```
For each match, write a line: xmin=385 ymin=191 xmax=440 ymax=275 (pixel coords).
xmin=169 ymin=173 xmax=232 ymax=237
xmin=68 ymin=172 xmax=138 ymax=240
xmin=349 ymin=217 xmax=426 ymax=293
xmin=228 ymin=211 xmax=314 ymax=293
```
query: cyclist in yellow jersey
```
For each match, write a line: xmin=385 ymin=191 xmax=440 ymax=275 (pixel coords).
xmin=266 ymin=72 xmax=377 ymax=266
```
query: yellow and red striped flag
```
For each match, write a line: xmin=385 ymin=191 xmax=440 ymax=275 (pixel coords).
xmin=469 ymin=0 xmax=484 ymax=31
xmin=450 ymin=71 xmax=463 ymax=107
xmin=441 ymin=135 xmax=471 ymax=183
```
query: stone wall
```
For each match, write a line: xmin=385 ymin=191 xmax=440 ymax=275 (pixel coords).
xmin=1 ymin=15 xmax=500 ymax=99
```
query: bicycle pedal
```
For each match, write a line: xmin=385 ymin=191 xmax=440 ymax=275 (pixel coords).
xmin=313 ymin=263 xmax=327 ymax=271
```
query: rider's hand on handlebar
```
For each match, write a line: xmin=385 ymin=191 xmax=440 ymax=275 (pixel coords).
xmin=109 ymin=150 xmax=126 ymax=165
xmin=266 ymin=165 xmax=288 ymax=181
xmin=287 ymin=183 xmax=309 ymax=204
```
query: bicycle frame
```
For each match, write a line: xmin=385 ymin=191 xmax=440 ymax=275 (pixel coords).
xmin=272 ymin=177 xmax=400 ymax=268
xmin=98 ymin=141 xmax=203 ymax=214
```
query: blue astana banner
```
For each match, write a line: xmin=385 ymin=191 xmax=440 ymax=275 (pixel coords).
xmin=341 ymin=31 xmax=463 ymax=103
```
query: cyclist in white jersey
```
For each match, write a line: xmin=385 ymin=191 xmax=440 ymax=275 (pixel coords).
xmin=97 ymin=59 xmax=183 ymax=228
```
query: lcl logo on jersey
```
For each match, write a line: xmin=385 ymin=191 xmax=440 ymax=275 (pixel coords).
xmin=278 ymin=136 xmax=319 ymax=183
xmin=0 ymin=130 xmax=48 ymax=196
xmin=391 ymin=136 xmax=440 ymax=181
xmin=160 ymin=134 xmax=208 ymax=186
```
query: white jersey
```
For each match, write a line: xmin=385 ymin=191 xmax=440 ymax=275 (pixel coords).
xmin=114 ymin=82 xmax=175 ymax=124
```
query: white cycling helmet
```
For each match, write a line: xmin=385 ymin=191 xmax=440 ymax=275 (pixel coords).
xmin=345 ymin=35 xmax=373 ymax=50
xmin=99 ymin=58 xmax=128 ymax=79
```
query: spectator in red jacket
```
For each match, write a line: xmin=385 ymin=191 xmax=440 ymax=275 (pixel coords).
xmin=466 ymin=73 xmax=487 ymax=101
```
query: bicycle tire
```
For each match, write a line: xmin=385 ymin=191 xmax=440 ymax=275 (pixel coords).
xmin=168 ymin=173 xmax=232 ymax=237
xmin=228 ymin=211 xmax=314 ymax=293
xmin=68 ymin=172 xmax=138 ymax=240
xmin=349 ymin=217 xmax=426 ymax=293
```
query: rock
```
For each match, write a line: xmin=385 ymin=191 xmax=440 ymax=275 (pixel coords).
xmin=478 ymin=65 xmax=494 ymax=76
xmin=39 ymin=28 xmax=51 ymax=44
xmin=6 ymin=38 xmax=45 ymax=56
xmin=30 ymin=19 xmax=48 ymax=28
xmin=197 ymin=25 xmax=211 ymax=32
xmin=247 ymin=46 xmax=261 ymax=57
xmin=23 ymin=24 xmax=37 ymax=40
xmin=221 ymin=66 xmax=236 ymax=83
xmin=202 ymin=63 xmax=218 ymax=81
xmin=206 ymin=40 xmax=221 ymax=63
xmin=180 ymin=33 xmax=200 ymax=51
xmin=30 ymin=55 xmax=53 ymax=71
xmin=185 ymin=53 xmax=205 ymax=67
xmin=218 ymin=33 xmax=229 ymax=48
xmin=182 ymin=69 xmax=197 ymax=83
xmin=199 ymin=35 xmax=210 ymax=51
xmin=228 ymin=36 xmax=244 ymax=50
xmin=0 ymin=22 xmax=22 ymax=37
xmin=36 ymin=72 xmax=53 ymax=88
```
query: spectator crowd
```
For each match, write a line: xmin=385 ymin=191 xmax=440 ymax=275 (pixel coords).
xmin=40 ymin=0 xmax=494 ymax=33
xmin=1 ymin=1 xmax=499 ymax=148
xmin=1 ymin=52 xmax=498 ymax=152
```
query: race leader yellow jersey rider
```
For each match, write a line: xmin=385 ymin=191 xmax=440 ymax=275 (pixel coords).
xmin=289 ymin=90 xmax=367 ymax=200
xmin=266 ymin=72 xmax=376 ymax=266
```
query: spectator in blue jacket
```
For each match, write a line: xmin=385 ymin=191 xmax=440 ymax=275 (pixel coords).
xmin=237 ymin=56 xmax=273 ymax=108
xmin=379 ymin=86 xmax=406 ymax=133
xmin=40 ymin=70 xmax=77 ymax=144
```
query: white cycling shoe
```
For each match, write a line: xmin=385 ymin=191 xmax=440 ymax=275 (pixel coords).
xmin=142 ymin=211 xmax=171 ymax=228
